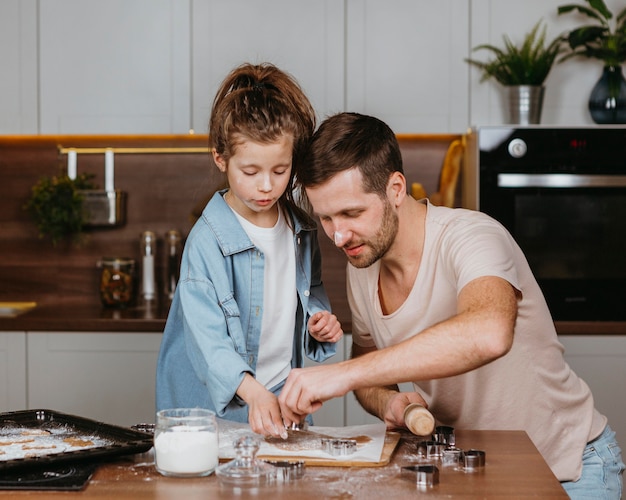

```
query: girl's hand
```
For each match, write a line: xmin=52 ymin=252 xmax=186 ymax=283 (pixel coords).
xmin=308 ymin=311 xmax=343 ymax=343
xmin=237 ymin=375 xmax=288 ymax=439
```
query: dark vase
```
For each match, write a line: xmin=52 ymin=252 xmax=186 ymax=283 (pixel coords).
xmin=588 ymin=65 xmax=626 ymax=124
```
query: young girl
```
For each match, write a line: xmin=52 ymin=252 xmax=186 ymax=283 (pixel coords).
xmin=156 ymin=63 xmax=342 ymax=438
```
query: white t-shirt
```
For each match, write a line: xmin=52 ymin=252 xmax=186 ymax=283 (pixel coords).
xmin=348 ymin=200 xmax=606 ymax=482
xmin=232 ymin=208 xmax=296 ymax=389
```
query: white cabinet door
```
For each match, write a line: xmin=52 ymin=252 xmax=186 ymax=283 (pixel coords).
xmin=342 ymin=335 xmax=415 ymax=426
xmin=345 ymin=0 xmax=469 ymax=133
xmin=38 ymin=0 xmax=190 ymax=134
xmin=0 ymin=332 xmax=27 ymax=412
xmin=27 ymin=332 xmax=162 ymax=427
xmin=302 ymin=335 xmax=346 ymax=427
xmin=342 ymin=336 xmax=384 ymax=426
xmin=190 ymin=0 xmax=345 ymax=134
xmin=559 ymin=335 xmax=626 ymax=449
xmin=304 ymin=335 xmax=412 ymax=427
xmin=0 ymin=0 xmax=38 ymax=134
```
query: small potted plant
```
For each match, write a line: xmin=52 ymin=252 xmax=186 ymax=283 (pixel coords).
xmin=558 ymin=0 xmax=626 ymax=123
xmin=466 ymin=20 xmax=564 ymax=124
xmin=24 ymin=173 xmax=96 ymax=246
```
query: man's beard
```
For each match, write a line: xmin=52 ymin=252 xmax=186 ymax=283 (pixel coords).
xmin=347 ymin=200 xmax=398 ymax=268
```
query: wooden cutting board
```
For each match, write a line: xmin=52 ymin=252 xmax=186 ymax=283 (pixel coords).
xmin=257 ymin=431 xmax=401 ymax=467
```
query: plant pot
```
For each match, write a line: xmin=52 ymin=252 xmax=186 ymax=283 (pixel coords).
xmin=588 ymin=65 xmax=626 ymax=124
xmin=505 ymin=85 xmax=545 ymax=125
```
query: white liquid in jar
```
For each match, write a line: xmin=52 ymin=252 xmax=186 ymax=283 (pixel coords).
xmin=154 ymin=427 xmax=218 ymax=476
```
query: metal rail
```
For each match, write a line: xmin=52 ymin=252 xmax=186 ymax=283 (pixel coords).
xmin=58 ymin=146 xmax=212 ymax=154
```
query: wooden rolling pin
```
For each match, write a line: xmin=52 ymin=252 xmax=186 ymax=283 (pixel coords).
xmin=403 ymin=403 xmax=435 ymax=436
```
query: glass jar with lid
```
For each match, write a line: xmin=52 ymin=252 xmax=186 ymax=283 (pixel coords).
xmin=98 ymin=257 xmax=135 ymax=307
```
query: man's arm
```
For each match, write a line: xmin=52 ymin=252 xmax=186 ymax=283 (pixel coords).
xmin=278 ymin=275 xmax=518 ymax=423
xmin=351 ymin=344 xmax=399 ymax=419
xmin=351 ymin=344 xmax=432 ymax=429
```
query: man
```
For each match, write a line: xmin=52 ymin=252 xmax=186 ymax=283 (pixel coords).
xmin=279 ymin=112 xmax=624 ymax=498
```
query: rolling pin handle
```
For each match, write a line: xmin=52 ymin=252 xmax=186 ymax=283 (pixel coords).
xmin=404 ymin=403 xmax=436 ymax=436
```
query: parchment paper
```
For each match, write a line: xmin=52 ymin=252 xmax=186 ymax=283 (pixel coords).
xmin=217 ymin=419 xmax=387 ymax=463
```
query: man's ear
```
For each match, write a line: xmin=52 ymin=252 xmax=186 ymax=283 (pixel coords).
xmin=213 ymin=150 xmax=227 ymax=173
xmin=387 ymin=171 xmax=407 ymax=207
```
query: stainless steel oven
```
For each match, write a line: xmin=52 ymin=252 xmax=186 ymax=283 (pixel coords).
xmin=464 ymin=126 xmax=626 ymax=321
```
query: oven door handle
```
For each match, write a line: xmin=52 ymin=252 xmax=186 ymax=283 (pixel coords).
xmin=497 ymin=173 xmax=626 ymax=188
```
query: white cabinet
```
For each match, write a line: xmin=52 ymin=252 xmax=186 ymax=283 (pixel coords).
xmin=27 ymin=332 xmax=162 ymax=427
xmin=302 ymin=334 xmax=346 ymax=427
xmin=304 ymin=335 xmax=394 ymax=427
xmin=0 ymin=1 xmax=608 ymax=135
xmin=0 ymin=332 xmax=27 ymax=412
xmin=0 ymin=329 xmax=378 ymax=429
xmin=0 ymin=1 xmax=38 ymax=133
xmin=190 ymin=0 xmax=345 ymax=134
xmin=559 ymin=335 xmax=626 ymax=449
xmin=345 ymin=0 xmax=469 ymax=133
xmin=37 ymin=0 xmax=191 ymax=134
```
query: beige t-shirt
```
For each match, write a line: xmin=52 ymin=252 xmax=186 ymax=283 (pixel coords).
xmin=348 ymin=201 xmax=606 ymax=482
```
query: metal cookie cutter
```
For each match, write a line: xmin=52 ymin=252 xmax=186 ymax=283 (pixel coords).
xmin=433 ymin=425 xmax=456 ymax=446
xmin=265 ymin=460 xmax=306 ymax=481
xmin=320 ymin=438 xmax=357 ymax=456
xmin=285 ymin=421 xmax=308 ymax=431
xmin=416 ymin=440 xmax=446 ymax=460
xmin=402 ymin=464 xmax=440 ymax=486
xmin=463 ymin=449 xmax=486 ymax=470
xmin=441 ymin=447 xmax=463 ymax=467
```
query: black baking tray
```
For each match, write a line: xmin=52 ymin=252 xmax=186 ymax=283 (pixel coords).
xmin=0 ymin=462 xmax=97 ymax=491
xmin=0 ymin=409 xmax=153 ymax=472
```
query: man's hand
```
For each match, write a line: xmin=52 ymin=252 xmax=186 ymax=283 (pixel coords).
xmin=308 ymin=311 xmax=343 ymax=343
xmin=382 ymin=391 xmax=430 ymax=430
xmin=278 ymin=363 xmax=351 ymax=426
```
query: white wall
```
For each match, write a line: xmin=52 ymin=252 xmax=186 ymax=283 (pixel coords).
xmin=1 ymin=0 xmax=621 ymax=135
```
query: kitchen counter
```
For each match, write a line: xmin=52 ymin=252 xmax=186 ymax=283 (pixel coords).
xmin=0 ymin=301 xmax=168 ymax=332
xmin=2 ymin=300 xmax=626 ymax=335
xmin=0 ymin=429 xmax=567 ymax=499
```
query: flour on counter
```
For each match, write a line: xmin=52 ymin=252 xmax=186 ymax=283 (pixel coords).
xmin=217 ymin=419 xmax=386 ymax=463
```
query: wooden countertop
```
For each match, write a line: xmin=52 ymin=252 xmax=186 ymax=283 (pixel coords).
xmin=1 ymin=299 xmax=626 ymax=335
xmin=0 ymin=430 xmax=567 ymax=498
xmin=0 ymin=301 xmax=168 ymax=332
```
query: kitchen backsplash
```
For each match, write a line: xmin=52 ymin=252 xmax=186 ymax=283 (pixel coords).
xmin=0 ymin=134 xmax=461 ymax=325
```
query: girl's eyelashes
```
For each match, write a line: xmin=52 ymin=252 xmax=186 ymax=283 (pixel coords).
xmin=240 ymin=168 xmax=289 ymax=176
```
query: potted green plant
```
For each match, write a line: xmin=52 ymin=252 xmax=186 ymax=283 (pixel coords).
xmin=558 ymin=0 xmax=626 ymax=123
xmin=466 ymin=20 xmax=564 ymax=124
xmin=24 ymin=173 xmax=96 ymax=246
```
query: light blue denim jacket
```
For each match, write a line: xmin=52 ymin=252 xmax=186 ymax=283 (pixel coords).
xmin=156 ymin=190 xmax=336 ymax=421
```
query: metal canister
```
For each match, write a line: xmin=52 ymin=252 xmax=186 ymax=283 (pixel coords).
xmin=98 ymin=257 xmax=135 ymax=307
